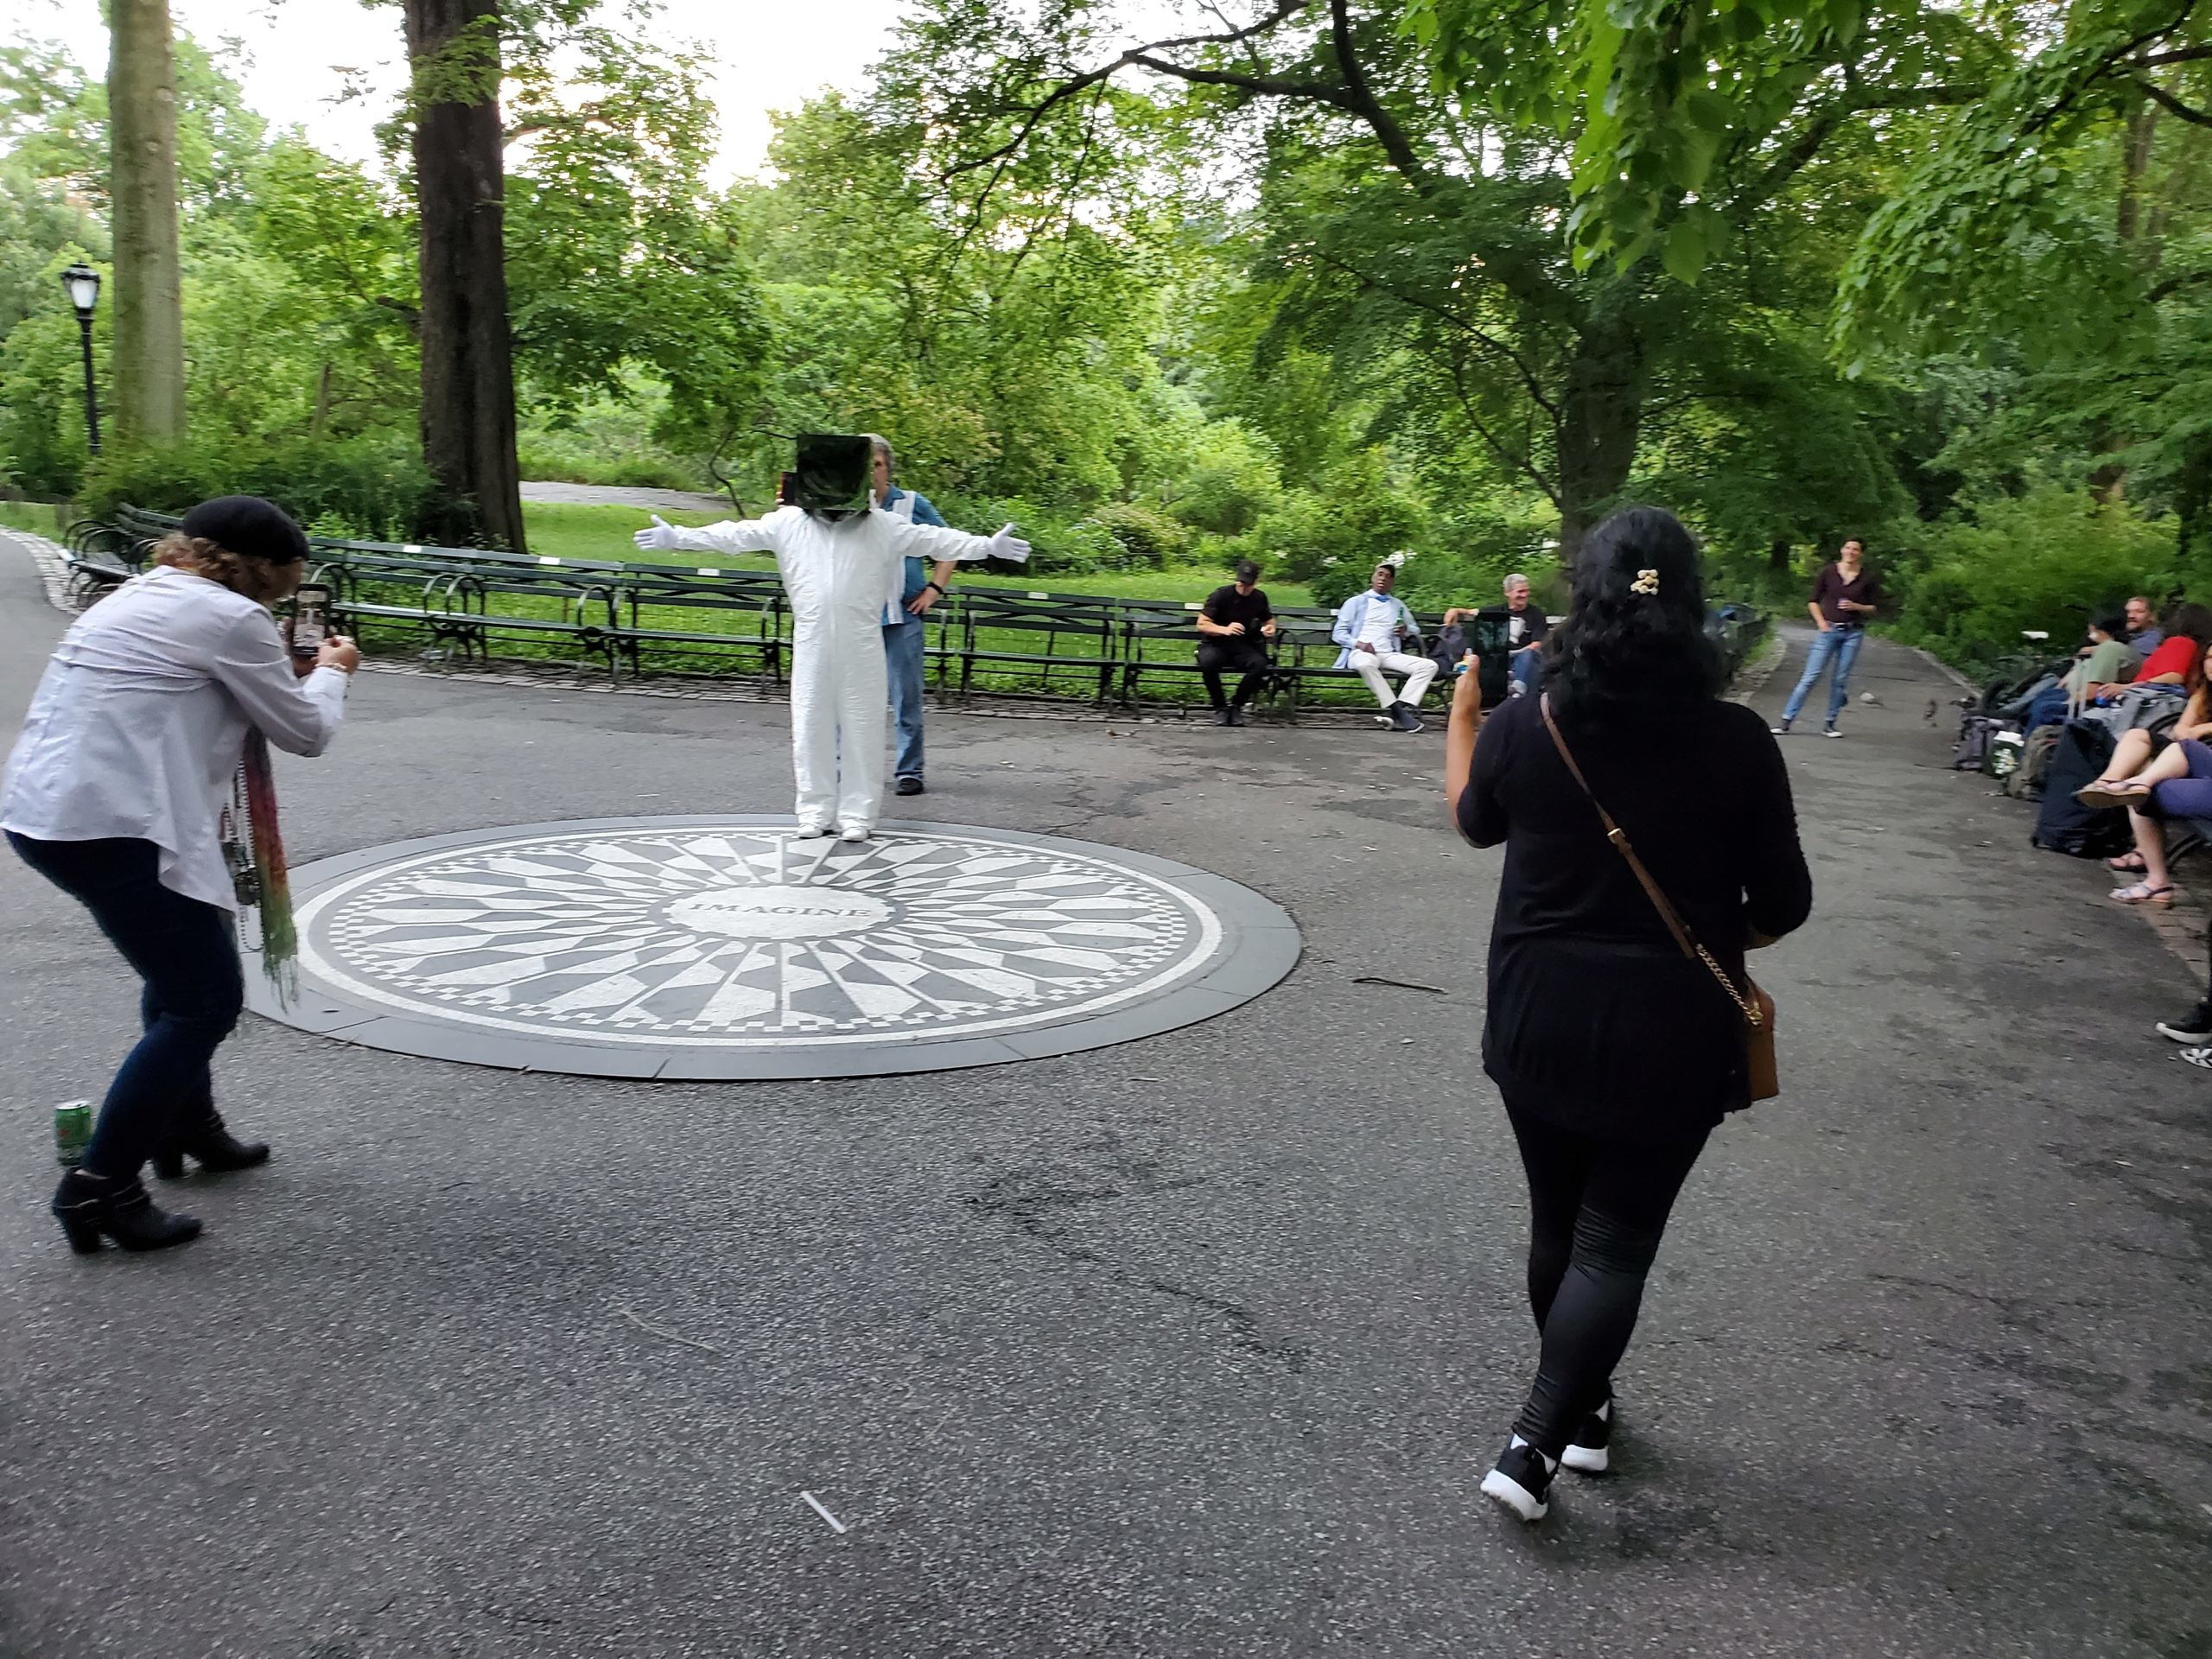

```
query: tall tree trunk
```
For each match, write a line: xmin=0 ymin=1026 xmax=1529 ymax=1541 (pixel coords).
xmin=404 ymin=0 xmax=525 ymax=551
xmin=108 ymin=0 xmax=186 ymax=448
xmin=1554 ymin=284 xmax=1645 ymax=564
xmin=2093 ymin=92 xmax=2160 ymax=503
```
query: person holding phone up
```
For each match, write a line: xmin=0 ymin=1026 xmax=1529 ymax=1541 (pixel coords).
xmin=3 ymin=496 xmax=359 ymax=1255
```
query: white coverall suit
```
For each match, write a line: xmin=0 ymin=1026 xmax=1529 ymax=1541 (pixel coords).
xmin=649 ymin=507 xmax=1015 ymax=834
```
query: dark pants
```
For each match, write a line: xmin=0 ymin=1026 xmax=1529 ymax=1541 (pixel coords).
xmin=8 ymin=834 xmax=243 ymax=1177
xmin=2151 ymin=738 xmax=2212 ymax=821
xmin=1503 ymin=1100 xmax=1711 ymax=1458
xmin=1197 ymin=639 xmax=1269 ymax=711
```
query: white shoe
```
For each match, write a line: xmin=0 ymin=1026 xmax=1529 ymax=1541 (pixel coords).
xmin=794 ymin=820 xmax=832 ymax=839
xmin=1478 ymin=1437 xmax=1555 ymax=1522
xmin=838 ymin=824 xmax=872 ymax=843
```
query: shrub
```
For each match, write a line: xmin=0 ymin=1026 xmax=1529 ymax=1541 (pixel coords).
xmin=1885 ymin=484 xmax=2177 ymax=670
xmin=78 ymin=434 xmax=442 ymax=542
xmin=1090 ymin=501 xmax=1192 ymax=569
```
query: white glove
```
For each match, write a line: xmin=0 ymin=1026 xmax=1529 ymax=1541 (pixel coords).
xmin=987 ymin=523 xmax=1031 ymax=563
xmin=633 ymin=514 xmax=682 ymax=552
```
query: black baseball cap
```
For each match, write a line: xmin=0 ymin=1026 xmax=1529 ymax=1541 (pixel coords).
xmin=180 ymin=495 xmax=311 ymax=565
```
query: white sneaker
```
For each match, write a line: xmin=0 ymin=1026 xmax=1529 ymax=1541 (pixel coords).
xmin=1823 ymin=726 xmax=1844 ymax=739
xmin=1770 ymin=721 xmax=1791 ymax=735
xmin=838 ymin=824 xmax=872 ymax=843
xmin=794 ymin=821 xmax=832 ymax=839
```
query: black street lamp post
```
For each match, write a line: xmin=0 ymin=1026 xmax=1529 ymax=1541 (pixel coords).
xmin=60 ymin=264 xmax=101 ymax=457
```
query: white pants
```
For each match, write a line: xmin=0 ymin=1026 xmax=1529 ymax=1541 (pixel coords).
xmin=790 ymin=617 xmax=888 ymax=832
xmin=1350 ymin=649 xmax=1438 ymax=709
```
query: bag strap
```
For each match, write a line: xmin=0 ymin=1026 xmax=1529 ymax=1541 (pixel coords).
xmin=1538 ymin=695 xmax=1764 ymax=1030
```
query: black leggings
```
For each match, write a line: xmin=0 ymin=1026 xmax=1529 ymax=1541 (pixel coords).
xmin=1503 ymin=1102 xmax=1711 ymax=1458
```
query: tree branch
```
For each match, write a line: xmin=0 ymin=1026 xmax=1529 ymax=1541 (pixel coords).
xmin=1305 ymin=244 xmax=1560 ymax=418
xmin=2135 ymin=77 xmax=2212 ymax=127
xmin=2149 ymin=267 xmax=2212 ymax=302
xmin=1325 ymin=0 xmax=1432 ymax=192
xmin=1448 ymin=355 xmax=1561 ymax=505
xmin=2131 ymin=45 xmax=2212 ymax=67
xmin=941 ymin=0 xmax=1308 ymax=181
xmin=1739 ymin=83 xmax=1978 ymax=209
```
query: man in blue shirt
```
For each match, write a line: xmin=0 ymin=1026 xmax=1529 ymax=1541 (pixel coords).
xmin=868 ymin=435 xmax=959 ymax=797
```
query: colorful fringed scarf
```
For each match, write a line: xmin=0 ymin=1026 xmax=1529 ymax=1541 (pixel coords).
xmin=237 ymin=728 xmax=298 ymax=999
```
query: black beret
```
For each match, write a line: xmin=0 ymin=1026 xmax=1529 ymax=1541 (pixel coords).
xmin=180 ymin=495 xmax=311 ymax=565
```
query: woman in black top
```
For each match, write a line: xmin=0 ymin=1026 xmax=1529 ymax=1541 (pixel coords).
xmin=1443 ymin=506 xmax=1812 ymax=1522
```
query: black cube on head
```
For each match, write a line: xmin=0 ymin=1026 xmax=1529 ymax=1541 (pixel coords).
xmin=792 ymin=434 xmax=873 ymax=517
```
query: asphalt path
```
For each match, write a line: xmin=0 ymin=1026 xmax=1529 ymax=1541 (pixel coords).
xmin=1 ymin=546 xmax=2206 ymax=1657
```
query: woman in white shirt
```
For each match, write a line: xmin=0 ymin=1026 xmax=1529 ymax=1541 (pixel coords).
xmin=3 ymin=497 xmax=359 ymax=1255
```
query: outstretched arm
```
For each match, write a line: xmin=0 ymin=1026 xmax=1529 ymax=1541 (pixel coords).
xmin=634 ymin=512 xmax=782 ymax=557
xmin=891 ymin=518 xmax=1030 ymax=565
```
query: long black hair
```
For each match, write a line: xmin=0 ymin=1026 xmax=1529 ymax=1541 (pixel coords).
xmin=1541 ymin=505 xmax=1724 ymax=728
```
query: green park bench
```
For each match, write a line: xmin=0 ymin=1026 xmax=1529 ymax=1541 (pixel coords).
xmin=82 ymin=505 xmax=1761 ymax=715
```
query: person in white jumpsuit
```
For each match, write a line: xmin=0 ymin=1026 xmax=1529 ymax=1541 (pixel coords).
xmin=636 ymin=502 xmax=1026 ymax=840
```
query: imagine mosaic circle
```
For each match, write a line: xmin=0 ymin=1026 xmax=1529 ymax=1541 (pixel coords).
xmin=258 ymin=819 xmax=1298 ymax=1077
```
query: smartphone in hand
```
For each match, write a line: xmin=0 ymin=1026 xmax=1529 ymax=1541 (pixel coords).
xmin=287 ymin=583 xmax=332 ymax=677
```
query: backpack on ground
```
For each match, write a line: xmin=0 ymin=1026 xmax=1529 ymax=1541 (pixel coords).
xmin=2031 ymin=721 xmax=2131 ymax=859
xmin=1951 ymin=714 xmax=2018 ymax=771
xmin=2000 ymin=724 xmax=2063 ymax=799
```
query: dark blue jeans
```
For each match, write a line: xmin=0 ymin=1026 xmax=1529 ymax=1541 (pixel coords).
xmin=8 ymin=834 xmax=243 ymax=1177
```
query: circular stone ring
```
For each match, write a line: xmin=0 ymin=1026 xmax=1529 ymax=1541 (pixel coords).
xmin=247 ymin=817 xmax=1300 ymax=1080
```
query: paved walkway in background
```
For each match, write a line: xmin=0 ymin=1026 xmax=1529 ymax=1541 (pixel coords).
xmin=519 ymin=480 xmax=734 ymax=514
xmin=0 ymin=552 xmax=2205 ymax=1657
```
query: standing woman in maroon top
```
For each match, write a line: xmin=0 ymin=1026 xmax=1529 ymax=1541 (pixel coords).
xmin=1443 ymin=506 xmax=1813 ymax=1523
xmin=1774 ymin=537 xmax=1881 ymax=737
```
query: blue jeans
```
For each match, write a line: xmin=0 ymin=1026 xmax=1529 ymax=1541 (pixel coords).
xmin=883 ymin=616 xmax=926 ymax=781
xmin=2021 ymin=684 xmax=2069 ymax=735
xmin=7 ymin=834 xmax=242 ymax=1177
xmin=1782 ymin=626 xmax=1865 ymax=728
xmin=1510 ymin=646 xmax=1543 ymax=695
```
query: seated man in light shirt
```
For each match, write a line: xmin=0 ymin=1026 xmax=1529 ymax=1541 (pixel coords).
xmin=1332 ymin=562 xmax=1435 ymax=733
xmin=1445 ymin=572 xmax=1551 ymax=697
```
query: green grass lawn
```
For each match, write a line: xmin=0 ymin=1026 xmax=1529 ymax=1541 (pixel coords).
xmin=517 ymin=500 xmax=1314 ymax=607
xmin=0 ymin=500 xmax=71 ymax=538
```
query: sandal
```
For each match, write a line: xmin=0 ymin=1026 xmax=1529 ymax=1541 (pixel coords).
xmin=2077 ymin=781 xmax=2155 ymax=810
xmin=2108 ymin=853 xmax=2147 ymax=872
xmin=2110 ymin=882 xmax=2176 ymax=907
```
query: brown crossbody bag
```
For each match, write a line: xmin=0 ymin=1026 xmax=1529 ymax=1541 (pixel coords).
xmin=1539 ymin=696 xmax=1780 ymax=1102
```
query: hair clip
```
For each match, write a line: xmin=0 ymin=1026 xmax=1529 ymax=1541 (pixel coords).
xmin=1630 ymin=569 xmax=1661 ymax=596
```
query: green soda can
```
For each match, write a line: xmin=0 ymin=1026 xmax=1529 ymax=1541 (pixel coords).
xmin=53 ymin=1100 xmax=93 ymax=1168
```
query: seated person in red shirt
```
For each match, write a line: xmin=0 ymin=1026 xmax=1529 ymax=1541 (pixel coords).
xmin=2088 ymin=607 xmax=2210 ymax=701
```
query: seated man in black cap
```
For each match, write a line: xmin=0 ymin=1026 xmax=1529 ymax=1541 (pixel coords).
xmin=1194 ymin=560 xmax=1276 ymax=726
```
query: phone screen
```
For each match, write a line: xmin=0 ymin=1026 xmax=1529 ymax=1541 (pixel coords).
xmin=289 ymin=585 xmax=332 ymax=658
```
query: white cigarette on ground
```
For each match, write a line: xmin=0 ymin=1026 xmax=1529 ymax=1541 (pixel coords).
xmin=800 ymin=1491 xmax=848 ymax=1535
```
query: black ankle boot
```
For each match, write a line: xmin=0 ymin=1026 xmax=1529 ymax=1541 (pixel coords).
xmin=51 ymin=1171 xmax=202 ymax=1254
xmin=151 ymin=1111 xmax=270 ymax=1179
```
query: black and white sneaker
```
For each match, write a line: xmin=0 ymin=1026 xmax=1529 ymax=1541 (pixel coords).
xmin=1770 ymin=720 xmax=1791 ymax=735
xmin=2157 ymin=1001 xmax=2212 ymax=1044
xmin=1479 ymin=1436 xmax=1556 ymax=1522
xmin=1390 ymin=702 xmax=1426 ymax=734
xmin=1823 ymin=725 xmax=1844 ymax=739
xmin=1560 ymin=1396 xmax=1613 ymax=1474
